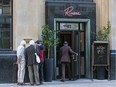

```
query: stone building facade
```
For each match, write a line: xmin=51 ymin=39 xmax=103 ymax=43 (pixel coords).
xmin=0 ymin=0 xmax=115 ymax=83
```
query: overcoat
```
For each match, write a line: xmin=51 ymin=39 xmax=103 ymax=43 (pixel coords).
xmin=25 ymin=45 xmax=37 ymax=65
xmin=60 ymin=45 xmax=76 ymax=62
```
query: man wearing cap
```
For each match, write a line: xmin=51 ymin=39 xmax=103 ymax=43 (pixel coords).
xmin=60 ymin=41 xmax=78 ymax=82
xmin=16 ymin=40 xmax=26 ymax=85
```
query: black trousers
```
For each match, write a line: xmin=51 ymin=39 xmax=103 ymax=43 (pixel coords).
xmin=38 ymin=62 xmax=44 ymax=82
xmin=61 ymin=62 xmax=71 ymax=80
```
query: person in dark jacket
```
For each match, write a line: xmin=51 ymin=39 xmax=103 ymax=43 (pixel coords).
xmin=60 ymin=41 xmax=78 ymax=82
xmin=35 ymin=40 xmax=44 ymax=84
xmin=25 ymin=40 xmax=40 ymax=85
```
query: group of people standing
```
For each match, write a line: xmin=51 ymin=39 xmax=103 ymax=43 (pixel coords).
xmin=16 ymin=39 xmax=78 ymax=85
xmin=16 ymin=40 xmax=44 ymax=85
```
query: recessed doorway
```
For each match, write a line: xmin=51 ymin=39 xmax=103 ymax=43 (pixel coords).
xmin=55 ymin=22 xmax=86 ymax=80
xmin=54 ymin=18 xmax=91 ymax=79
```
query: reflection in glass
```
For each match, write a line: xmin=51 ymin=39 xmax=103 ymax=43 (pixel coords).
xmin=0 ymin=0 xmax=12 ymax=49
xmin=3 ymin=6 xmax=11 ymax=15
xmin=3 ymin=0 xmax=10 ymax=5
xmin=0 ymin=18 xmax=4 ymax=23
xmin=0 ymin=0 xmax=1 ymax=3
xmin=80 ymin=32 xmax=84 ymax=51
xmin=0 ymin=7 xmax=2 ymax=15
xmin=80 ymin=23 xmax=84 ymax=31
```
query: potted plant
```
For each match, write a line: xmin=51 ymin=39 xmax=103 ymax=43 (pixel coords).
xmin=96 ymin=21 xmax=110 ymax=41
xmin=41 ymin=25 xmax=59 ymax=82
xmin=92 ymin=21 xmax=111 ymax=80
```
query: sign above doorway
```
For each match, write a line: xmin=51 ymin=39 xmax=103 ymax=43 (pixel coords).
xmin=64 ymin=6 xmax=81 ymax=17
xmin=60 ymin=22 xmax=79 ymax=30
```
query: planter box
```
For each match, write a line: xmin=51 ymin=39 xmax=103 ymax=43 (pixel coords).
xmin=44 ymin=58 xmax=53 ymax=82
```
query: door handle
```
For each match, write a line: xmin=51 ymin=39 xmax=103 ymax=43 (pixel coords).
xmin=73 ymin=55 xmax=77 ymax=61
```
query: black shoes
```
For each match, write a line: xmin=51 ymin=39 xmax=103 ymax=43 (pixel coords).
xmin=30 ymin=84 xmax=34 ymax=86
xmin=69 ymin=78 xmax=72 ymax=80
xmin=60 ymin=79 xmax=65 ymax=82
xmin=17 ymin=83 xmax=25 ymax=85
xmin=60 ymin=78 xmax=72 ymax=82
xmin=36 ymin=84 xmax=40 ymax=86
xmin=31 ymin=83 xmax=41 ymax=86
xmin=40 ymin=81 xmax=43 ymax=84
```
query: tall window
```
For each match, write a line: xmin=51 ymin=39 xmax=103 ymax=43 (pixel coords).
xmin=0 ymin=0 xmax=12 ymax=50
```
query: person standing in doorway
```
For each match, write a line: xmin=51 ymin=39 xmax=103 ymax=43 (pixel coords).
xmin=60 ymin=41 xmax=78 ymax=82
xmin=16 ymin=40 xmax=26 ymax=85
xmin=35 ymin=40 xmax=44 ymax=84
xmin=25 ymin=40 xmax=40 ymax=85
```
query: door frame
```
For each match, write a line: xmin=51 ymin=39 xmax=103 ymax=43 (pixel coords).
xmin=53 ymin=18 xmax=90 ymax=79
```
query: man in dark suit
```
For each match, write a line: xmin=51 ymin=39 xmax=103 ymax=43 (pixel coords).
xmin=25 ymin=40 xmax=40 ymax=85
xmin=60 ymin=41 xmax=78 ymax=82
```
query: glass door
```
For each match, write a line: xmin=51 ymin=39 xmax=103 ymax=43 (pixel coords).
xmin=57 ymin=30 xmax=80 ymax=79
xmin=71 ymin=31 xmax=80 ymax=79
xmin=68 ymin=23 xmax=86 ymax=79
xmin=56 ymin=22 xmax=86 ymax=79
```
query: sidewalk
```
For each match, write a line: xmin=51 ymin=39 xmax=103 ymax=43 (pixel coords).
xmin=0 ymin=79 xmax=115 ymax=87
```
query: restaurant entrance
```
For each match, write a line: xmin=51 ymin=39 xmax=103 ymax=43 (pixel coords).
xmin=56 ymin=22 xmax=86 ymax=79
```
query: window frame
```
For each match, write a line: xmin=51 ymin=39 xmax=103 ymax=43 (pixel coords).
xmin=0 ymin=0 xmax=13 ymax=50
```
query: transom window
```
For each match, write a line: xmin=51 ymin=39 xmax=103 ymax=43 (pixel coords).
xmin=0 ymin=0 xmax=12 ymax=50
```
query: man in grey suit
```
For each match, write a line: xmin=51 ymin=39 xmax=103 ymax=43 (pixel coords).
xmin=25 ymin=40 xmax=40 ymax=85
xmin=60 ymin=41 xmax=78 ymax=82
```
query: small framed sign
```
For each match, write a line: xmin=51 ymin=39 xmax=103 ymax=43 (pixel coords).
xmin=92 ymin=41 xmax=109 ymax=66
xmin=91 ymin=41 xmax=110 ymax=80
